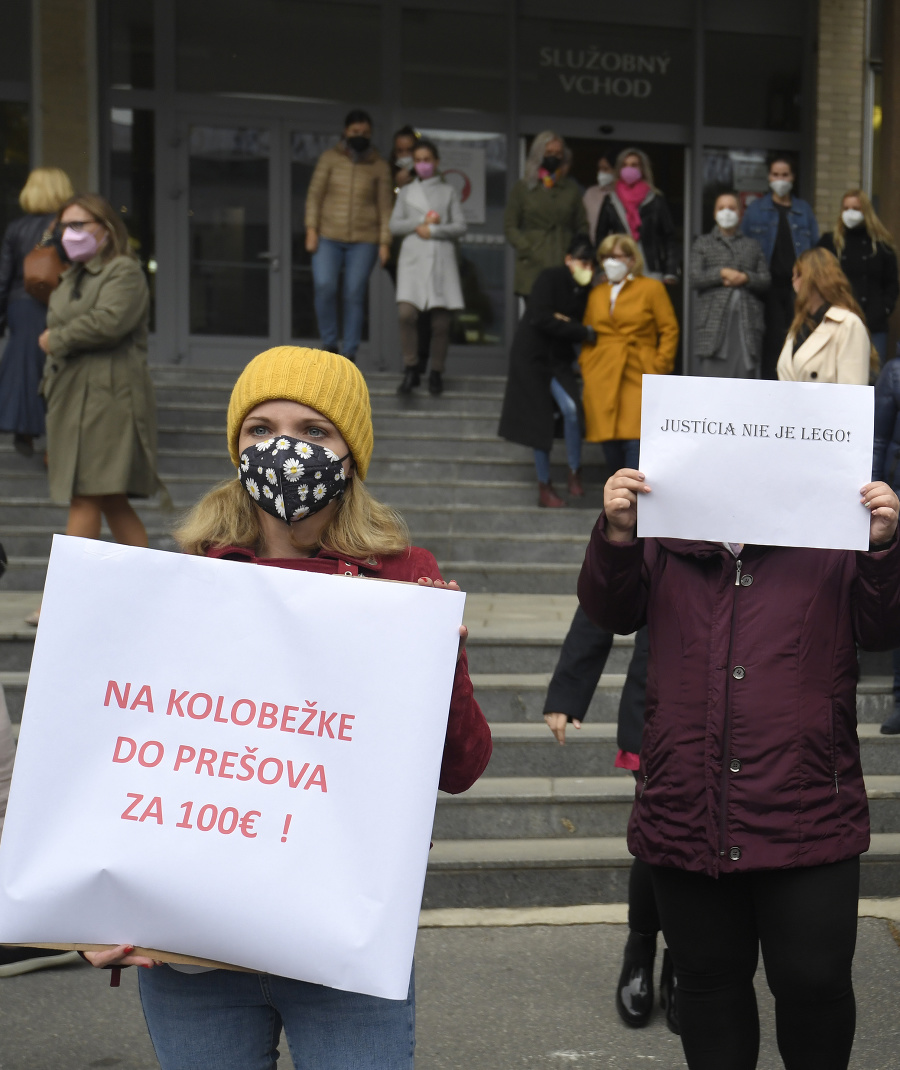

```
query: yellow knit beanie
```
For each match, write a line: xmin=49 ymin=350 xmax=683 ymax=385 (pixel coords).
xmin=226 ymin=346 xmax=374 ymax=479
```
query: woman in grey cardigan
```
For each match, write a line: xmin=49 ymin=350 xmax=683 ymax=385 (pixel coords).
xmin=691 ymin=192 xmax=770 ymax=377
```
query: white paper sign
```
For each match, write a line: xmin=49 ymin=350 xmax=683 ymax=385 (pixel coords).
xmin=0 ymin=537 xmax=466 ymax=1000
xmin=637 ymin=375 xmax=874 ymax=550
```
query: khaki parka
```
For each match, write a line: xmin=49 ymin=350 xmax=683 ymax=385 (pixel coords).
xmin=42 ymin=253 xmax=167 ymax=506
xmin=504 ymin=177 xmax=588 ymax=297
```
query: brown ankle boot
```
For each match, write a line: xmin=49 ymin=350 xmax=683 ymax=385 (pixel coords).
xmin=538 ymin=482 xmax=566 ymax=508
xmin=568 ymin=468 xmax=584 ymax=497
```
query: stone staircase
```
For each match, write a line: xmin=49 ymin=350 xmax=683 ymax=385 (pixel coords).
xmin=2 ymin=365 xmax=900 ymax=909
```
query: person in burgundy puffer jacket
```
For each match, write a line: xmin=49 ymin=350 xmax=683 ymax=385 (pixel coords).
xmin=578 ymin=466 xmax=900 ymax=1070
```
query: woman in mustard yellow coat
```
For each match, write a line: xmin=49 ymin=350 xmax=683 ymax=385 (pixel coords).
xmin=580 ymin=234 xmax=679 ymax=471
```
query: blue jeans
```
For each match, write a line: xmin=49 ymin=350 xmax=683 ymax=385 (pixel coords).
xmin=602 ymin=439 xmax=641 ymax=473
xmin=534 ymin=378 xmax=582 ymax=482
xmin=872 ymin=332 xmax=888 ymax=369
xmin=138 ymin=964 xmax=415 ymax=1070
xmin=311 ymin=238 xmax=379 ymax=359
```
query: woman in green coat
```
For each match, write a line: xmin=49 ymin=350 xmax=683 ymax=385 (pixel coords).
xmin=504 ymin=131 xmax=588 ymax=298
xmin=38 ymin=193 xmax=166 ymax=549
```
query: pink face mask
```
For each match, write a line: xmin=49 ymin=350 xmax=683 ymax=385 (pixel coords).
xmin=619 ymin=165 xmax=643 ymax=186
xmin=414 ymin=161 xmax=436 ymax=179
xmin=61 ymin=226 xmax=105 ymax=263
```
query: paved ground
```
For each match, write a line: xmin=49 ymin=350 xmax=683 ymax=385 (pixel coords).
xmin=1 ymin=917 xmax=899 ymax=1070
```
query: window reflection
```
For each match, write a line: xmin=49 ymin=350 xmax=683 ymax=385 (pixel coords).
xmin=189 ymin=127 xmax=270 ymax=337
xmin=109 ymin=0 xmax=154 ymax=90
xmin=704 ymin=33 xmax=802 ymax=132
xmin=110 ymin=108 xmax=155 ymax=327
xmin=176 ymin=0 xmax=381 ymax=103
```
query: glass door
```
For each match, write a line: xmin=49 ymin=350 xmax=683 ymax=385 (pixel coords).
xmin=185 ymin=121 xmax=285 ymax=361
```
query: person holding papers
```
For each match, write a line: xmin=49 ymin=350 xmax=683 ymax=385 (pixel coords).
xmin=579 ymin=234 xmax=679 ymax=473
xmin=82 ymin=345 xmax=492 ymax=1070
xmin=579 ymin=466 xmax=900 ymax=1070
xmin=776 ymin=247 xmax=872 ymax=385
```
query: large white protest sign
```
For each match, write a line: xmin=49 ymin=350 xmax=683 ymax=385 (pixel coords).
xmin=637 ymin=375 xmax=874 ymax=550
xmin=0 ymin=536 xmax=466 ymax=999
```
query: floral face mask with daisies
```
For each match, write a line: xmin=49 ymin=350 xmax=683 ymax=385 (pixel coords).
xmin=238 ymin=435 xmax=351 ymax=524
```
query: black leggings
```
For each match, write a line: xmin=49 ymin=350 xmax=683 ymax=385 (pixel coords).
xmin=650 ymin=858 xmax=859 ymax=1070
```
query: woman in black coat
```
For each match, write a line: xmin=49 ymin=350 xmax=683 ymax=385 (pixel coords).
xmin=0 ymin=167 xmax=73 ymax=455
xmin=498 ymin=233 xmax=595 ymax=508
xmin=594 ymin=147 xmax=679 ymax=283
xmin=818 ymin=189 xmax=898 ymax=367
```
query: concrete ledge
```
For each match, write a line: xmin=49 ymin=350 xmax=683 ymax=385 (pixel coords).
xmin=419 ymin=897 xmax=900 ymax=928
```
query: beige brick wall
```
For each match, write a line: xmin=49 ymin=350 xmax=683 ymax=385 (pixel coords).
xmin=35 ymin=0 xmax=97 ymax=192
xmin=814 ymin=0 xmax=867 ymax=232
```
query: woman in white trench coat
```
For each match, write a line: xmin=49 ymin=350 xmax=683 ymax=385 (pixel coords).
xmin=390 ymin=139 xmax=466 ymax=396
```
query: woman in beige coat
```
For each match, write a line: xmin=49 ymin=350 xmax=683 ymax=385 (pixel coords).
xmin=38 ymin=193 xmax=165 ymax=550
xmin=776 ymin=247 xmax=872 ymax=385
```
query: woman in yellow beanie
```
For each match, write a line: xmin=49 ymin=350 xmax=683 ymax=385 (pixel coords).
xmin=82 ymin=345 xmax=492 ymax=1070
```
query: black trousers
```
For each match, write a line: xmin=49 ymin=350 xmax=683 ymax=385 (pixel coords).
xmin=761 ymin=280 xmax=795 ymax=380
xmin=650 ymin=857 xmax=860 ymax=1070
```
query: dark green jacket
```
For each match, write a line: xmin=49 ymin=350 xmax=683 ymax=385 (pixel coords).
xmin=504 ymin=177 xmax=588 ymax=296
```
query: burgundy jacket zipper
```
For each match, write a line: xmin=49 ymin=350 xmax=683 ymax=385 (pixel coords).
xmin=718 ymin=556 xmax=743 ymax=862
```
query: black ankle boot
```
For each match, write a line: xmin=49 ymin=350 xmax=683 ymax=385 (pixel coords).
xmin=397 ymin=368 xmax=420 ymax=395
xmin=615 ymin=931 xmax=656 ymax=1028
xmin=428 ymin=371 xmax=443 ymax=395
xmin=658 ymin=948 xmax=680 ymax=1035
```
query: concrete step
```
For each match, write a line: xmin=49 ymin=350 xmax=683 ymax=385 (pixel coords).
xmin=0 ymin=499 xmax=602 ymax=538
xmin=156 ymin=426 xmax=604 ymax=469
xmin=0 ymin=474 xmax=601 ymax=512
xmin=484 ymin=721 xmax=900 ymax=775
xmin=433 ymin=775 xmax=900 ymax=841
xmin=0 ymin=530 xmax=590 ymax=572
xmin=0 ymin=554 xmax=584 ymax=596
xmin=422 ymin=833 xmax=900 ymax=907
xmin=156 ymin=400 xmax=509 ymax=426
xmin=149 ymin=366 xmax=507 ymax=392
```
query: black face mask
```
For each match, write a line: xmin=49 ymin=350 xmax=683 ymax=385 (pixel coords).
xmin=347 ymin=135 xmax=371 ymax=154
xmin=541 ymin=155 xmax=562 ymax=174
xmin=239 ymin=435 xmax=350 ymax=524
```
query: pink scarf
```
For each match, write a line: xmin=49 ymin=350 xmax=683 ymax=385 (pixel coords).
xmin=616 ymin=178 xmax=650 ymax=240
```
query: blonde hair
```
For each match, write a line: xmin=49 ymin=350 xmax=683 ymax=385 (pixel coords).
xmin=615 ymin=147 xmax=659 ymax=193
xmin=524 ymin=131 xmax=571 ymax=188
xmin=19 ymin=167 xmax=74 ymax=214
xmin=833 ymin=189 xmax=896 ymax=258
xmin=789 ymin=247 xmax=879 ymax=371
xmin=174 ymin=476 xmax=410 ymax=560
xmin=789 ymin=248 xmax=866 ymax=338
xmin=598 ymin=233 xmax=644 ymax=276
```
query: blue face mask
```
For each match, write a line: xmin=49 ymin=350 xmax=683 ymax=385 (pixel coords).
xmin=238 ymin=435 xmax=350 ymax=524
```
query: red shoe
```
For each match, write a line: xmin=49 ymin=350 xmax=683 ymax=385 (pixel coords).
xmin=538 ymin=482 xmax=566 ymax=508
xmin=568 ymin=468 xmax=584 ymax=497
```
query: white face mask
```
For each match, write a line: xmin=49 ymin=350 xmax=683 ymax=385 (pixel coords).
xmin=715 ymin=208 xmax=740 ymax=230
xmin=395 ymin=155 xmax=414 ymax=170
xmin=597 ymin=171 xmax=615 ymax=189
xmin=770 ymin=178 xmax=793 ymax=198
xmin=842 ymin=208 xmax=864 ymax=229
xmin=603 ymin=258 xmax=629 ymax=283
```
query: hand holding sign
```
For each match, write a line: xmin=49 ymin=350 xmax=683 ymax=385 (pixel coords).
xmin=861 ymin=481 xmax=900 ymax=547
xmin=603 ymin=468 xmax=651 ymax=542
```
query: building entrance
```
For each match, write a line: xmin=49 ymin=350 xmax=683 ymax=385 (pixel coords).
xmin=181 ymin=119 xmax=340 ymax=364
